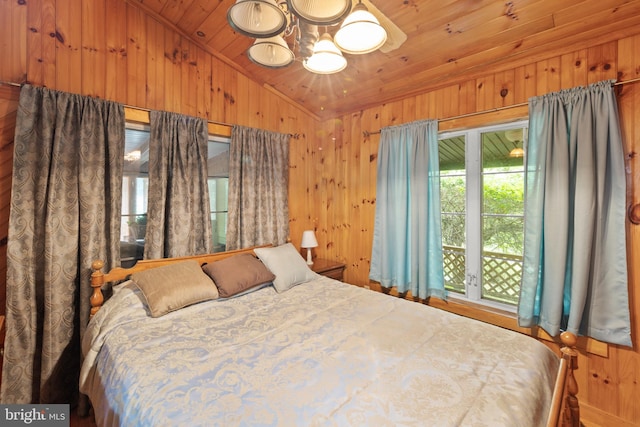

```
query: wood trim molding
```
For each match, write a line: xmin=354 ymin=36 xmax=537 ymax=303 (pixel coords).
xmin=124 ymin=107 xmax=232 ymax=137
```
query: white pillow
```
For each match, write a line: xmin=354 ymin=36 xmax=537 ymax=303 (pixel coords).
xmin=254 ymin=243 xmax=318 ymax=292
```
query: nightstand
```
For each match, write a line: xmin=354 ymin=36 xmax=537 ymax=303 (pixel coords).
xmin=310 ymin=259 xmax=346 ymax=281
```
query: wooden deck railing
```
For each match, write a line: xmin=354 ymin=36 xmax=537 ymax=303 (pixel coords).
xmin=443 ymin=245 xmax=523 ymax=305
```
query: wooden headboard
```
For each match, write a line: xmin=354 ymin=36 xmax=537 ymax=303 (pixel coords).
xmin=89 ymin=245 xmax=271 ymax=318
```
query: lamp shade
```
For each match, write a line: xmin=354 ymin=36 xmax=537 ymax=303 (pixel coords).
xmin=303 ymin=33 xmax=347 ymax=74
xmin=227 ymin=0 xmax=287 ymax=38
xmin=287 ymin=0 xmax=352 ymax=25
xmin=247 ymin=36 xmax=295 ymax=68
xmin=334 ymin=2 xmax=387 ymax=54
xmin=301 ymin=230 xmax=318 ymax=248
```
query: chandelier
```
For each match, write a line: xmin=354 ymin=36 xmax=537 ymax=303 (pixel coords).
xmin=227 ymin=0 xmax=387 ymax=74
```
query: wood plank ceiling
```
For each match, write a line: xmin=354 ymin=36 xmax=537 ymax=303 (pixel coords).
xmin=127 ymin=0 xmax=640 ymax=119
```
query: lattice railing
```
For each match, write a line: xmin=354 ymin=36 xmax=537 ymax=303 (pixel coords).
xmin=443 ymin=246 xmax=522 ymax=305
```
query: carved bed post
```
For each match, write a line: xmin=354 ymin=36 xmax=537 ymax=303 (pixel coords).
xmin=559 ymin=331 xmax=580 ymax=427
xmin=90 ymin=260 xmax=105 ymax=319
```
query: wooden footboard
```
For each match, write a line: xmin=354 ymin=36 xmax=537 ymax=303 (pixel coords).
xmin=546 ymin=331 xmax=580 ymax=427
xmin=89 ymin=245 xmax=270 ymax=318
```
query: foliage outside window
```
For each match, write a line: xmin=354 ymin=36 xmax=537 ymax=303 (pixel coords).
xmin=439 ymin=120 xmax=527 ymax=311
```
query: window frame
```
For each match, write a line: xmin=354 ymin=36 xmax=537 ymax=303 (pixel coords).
xmin=438 ymin=119 xmax=528 ymax=313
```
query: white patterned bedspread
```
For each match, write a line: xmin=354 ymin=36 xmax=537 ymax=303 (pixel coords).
xmin=80 ymin=276 xmax=559 ymax=427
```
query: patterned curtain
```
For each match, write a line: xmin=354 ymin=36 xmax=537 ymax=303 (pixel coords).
xmin=226 ymin=126 xmax=290 ymax=250
xmin=144 ymin=110 xmax=212 ymax=259
xmin=369 ymin=119 xmax=446 ymax=300
xmin=1 ymin=85 xmax=124 ymax=403
xmin=518 ymin=80 xmax=632 ymax=347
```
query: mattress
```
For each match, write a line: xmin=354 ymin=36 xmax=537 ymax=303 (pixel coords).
xmin=80 ymin=275 xmax=559 ymax=427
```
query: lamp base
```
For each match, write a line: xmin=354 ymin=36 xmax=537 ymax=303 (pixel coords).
xmin=306 ymin=248 xmax=313 ymax=265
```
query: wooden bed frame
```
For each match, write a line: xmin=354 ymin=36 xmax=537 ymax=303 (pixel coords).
xmin=88 ymin=246 xmax=580 ymax=427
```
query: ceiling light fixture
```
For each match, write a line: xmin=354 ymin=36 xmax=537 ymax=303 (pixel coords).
xmin=227 ymin=0 xmax=388 ymax=74
xmin=334 ymin=1 xmax=387 ymax=54
xmin=303 ymin=33 xmax=347 ymax=74
xmin=505 ymin=129 xmax=525 ymax=158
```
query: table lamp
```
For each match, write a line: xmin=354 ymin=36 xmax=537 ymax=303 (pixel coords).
xmin=301 ymin=230 xmax=318 ymax=265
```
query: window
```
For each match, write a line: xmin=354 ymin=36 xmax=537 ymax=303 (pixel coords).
xmin=207 ymin=137 xmax=230 ymax=253
xmin=120 ymin=124 xmax=230 ymax=267
xmin=438 ymin=120 xmax=527 ymax=311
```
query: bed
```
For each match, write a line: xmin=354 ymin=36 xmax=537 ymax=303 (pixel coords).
xmin=80 ymin=244 xmax=580 ymax=427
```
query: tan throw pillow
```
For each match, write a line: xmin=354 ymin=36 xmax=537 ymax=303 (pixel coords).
xmin=254 ymin=243 xmax=318 ymax=293
xmin=131 ymin=260 xmax=219 ymax=317
xmin=201 ymin=253 xmax=275 ymax=298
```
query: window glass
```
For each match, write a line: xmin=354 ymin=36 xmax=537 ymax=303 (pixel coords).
xmin=120 ymin=124 xmax=230 ymax=267
xmin=121 ymin=124 xmax=149 ymax=267
xmin=439 ymin=135 xmax=466 ymax=296
xmin=207 ymin=138 xmax=230 ymax=253
xmin=439 ymin=121 xmax=527 ymax=310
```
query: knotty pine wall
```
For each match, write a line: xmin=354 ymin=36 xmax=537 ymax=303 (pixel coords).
xmin=1 ymin=0 xmax=640 ymax=425
xmin=0 ymin=0 xmax=319 ymax=317
xmin=308 ymin=36 xmax=640 ymax=425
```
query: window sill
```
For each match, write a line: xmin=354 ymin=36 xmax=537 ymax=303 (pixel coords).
xmin=373 ymin=284 xmax=608 ymax=357
xmin=426 ymin=296 xmax=608 ymax=357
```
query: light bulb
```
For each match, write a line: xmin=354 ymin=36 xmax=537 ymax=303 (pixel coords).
xmin=251 ymin=3 xmax=262 ymax=28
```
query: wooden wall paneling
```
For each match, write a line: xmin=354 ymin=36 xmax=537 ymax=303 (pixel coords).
xmin=250 ymin=79 xmax=263 ymax=129
xmin=41 ymin=0 xmax=56 ymax=88
xmin=494 ymin=70 xmax=515 ymax=108
xmin=181 ymin=38 xmax=197 ymax=117
xmin=126 ymin=3 xmax=147 ymax=108
xmin=585 ymin=40 xmax=627 ymax=420
xmin=234 ymin=73 xmax=251 ymax=127
xmin=401 ymin=96 xmax=416 ymax=126
xmin=474 ymin=75 xmax=494 ymax=112
xmin=512 ymin=63 xmax=537 ymax=105
xmin=587 ymin=42 xmax=618 ymax=84
xmin=0 ymin=86 xmax=20 ymax=316
xmin=286 ymin=120 xmax=304 ymax=249
xmin=145 ymin=16 xmax=164 ymax=111
xmin=0 ymin=0 xmax=26 ymax=82
xmin=535 ymin=56 xmax=561 ymax=95
xmin=315 ymin=119 xmax=338 ymax=260
xmin=413 ymin=92 xmax=430 ymax=123
xmin=379 ymin=99 xmax=401 ymax=129
xmin=327 ymin=115 xmax=345 ymax=263
xmin=587 ymin=351 xmax=620 ymax=417
xmin=195 ymin=47 xmax=211 ymax=120
xmin=210 ymin=57 xmax=225 ymax=122
xmin=105 ymin=0 xmax=128 ymax=104
xmin=222 ymin=58 xmax=238 ymax=125
xmin=163 ymin=29 xmax=182 ymax=113
xmin=82 ymin=0 xmax=107 ymax=99
xmin=260 ymin=84 xmax=276 ymax=133
xmin=359 ymin=106 xmax=380 ymax=283
xmin=26 ymin=0 xmax=43 ymax=86
xmin=55 ymin=0 xmax=82 ymax=94
xmin=617 ymin=344 xmax=640 ymax=422
xmin=617 ymin=35 xmax=640 ymax=424
xmin=347 ymin=110 xmax=363 ymax=281
xmin=442 ymin=83 xmax=461 ymax=118
xmin=559 ymin=50 xmax=588 ymax=89
xmin=457 ymin=80 xmax=477 ymax=117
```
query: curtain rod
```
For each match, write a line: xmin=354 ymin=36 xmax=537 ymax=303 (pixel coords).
xmin=361 ymin=77 xmax=640 ymax=137
xmin=0 ymin=81 xmax=300 ymax=139
xmin=123 ymin=103 xmax=301 ymax=139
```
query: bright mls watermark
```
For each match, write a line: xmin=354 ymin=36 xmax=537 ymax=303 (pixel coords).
xmin=0 ymin=405 xmax=69 ymax=426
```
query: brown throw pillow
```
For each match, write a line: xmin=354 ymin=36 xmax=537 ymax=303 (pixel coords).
xmin=202 ymin=253 xmax=275 ymax=298
xmin=131 ymin=260 xmax=219 ymax=317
